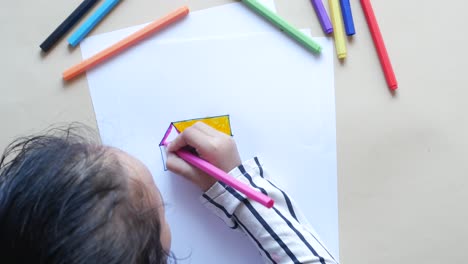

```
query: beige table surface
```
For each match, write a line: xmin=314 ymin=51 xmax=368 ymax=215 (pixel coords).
xmin=1 ymin=0 xmax=467 ymax=263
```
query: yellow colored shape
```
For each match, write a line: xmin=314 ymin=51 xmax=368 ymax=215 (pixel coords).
xmin=173 ymin=115 xmax=232 ymax=135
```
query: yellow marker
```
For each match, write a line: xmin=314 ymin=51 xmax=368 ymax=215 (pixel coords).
xmin=329 ymin=0 xmax=347 ymax=59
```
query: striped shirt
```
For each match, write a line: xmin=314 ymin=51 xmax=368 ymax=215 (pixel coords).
xmin=200 ymin=157 xmax=338 ymax=264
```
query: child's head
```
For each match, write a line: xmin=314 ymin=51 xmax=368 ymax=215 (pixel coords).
xmin=0 ymin=126 xmax=171 ymax=263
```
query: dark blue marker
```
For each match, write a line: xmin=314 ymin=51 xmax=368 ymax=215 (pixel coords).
xmin=339 ymin=0 xmax=356 ymax=36
xmin=40 ymin=0 xmax=100 ymax=52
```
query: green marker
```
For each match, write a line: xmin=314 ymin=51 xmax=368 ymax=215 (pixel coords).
xmin=242 ymin=0 xmax=322 ymax=54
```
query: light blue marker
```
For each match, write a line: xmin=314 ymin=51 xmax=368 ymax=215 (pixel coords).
xmin=68 ymin=0 xmax=121 ymax=47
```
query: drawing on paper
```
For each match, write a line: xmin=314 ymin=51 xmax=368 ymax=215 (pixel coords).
xmin=159 ymin=115 xmax=233 ymax=170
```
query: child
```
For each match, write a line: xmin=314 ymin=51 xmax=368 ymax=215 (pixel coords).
xmin=0 ymin=123 xmax=337 ymax=264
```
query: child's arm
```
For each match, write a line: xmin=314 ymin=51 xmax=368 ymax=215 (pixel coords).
xmin=166 ymin=122 xmax=337 ymax=264
xmin=201 ymin=157 xmax=338 ymax=264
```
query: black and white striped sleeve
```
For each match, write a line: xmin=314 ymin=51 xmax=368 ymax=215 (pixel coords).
xmin=200 ymin=157 xmax=338 ymax=264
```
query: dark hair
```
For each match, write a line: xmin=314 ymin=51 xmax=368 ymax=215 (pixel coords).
xmin=0 ymin=126 xmax=168 ymax=263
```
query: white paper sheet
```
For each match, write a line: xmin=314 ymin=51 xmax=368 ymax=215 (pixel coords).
xmin=81 ymin=3 xmax=338 ymax=263
xmin=81 ymin=1 xmax=278 ymax=56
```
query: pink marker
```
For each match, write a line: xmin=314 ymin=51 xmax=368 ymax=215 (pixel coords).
xmin=175 ymin=149 xmax=274 ymax=208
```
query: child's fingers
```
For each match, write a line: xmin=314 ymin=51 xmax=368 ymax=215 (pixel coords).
xmin=167 ymin=126 xmax=209 ymax=152
xmin=166 ymin=152 xmax=198 ymax=180
xmin=191 ymin=122 xmax=221 ymax=137
xmin=166 ymin=152 xmax=217 ymax=191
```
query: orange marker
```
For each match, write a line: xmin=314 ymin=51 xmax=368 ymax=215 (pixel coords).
xmin=63 ymin=6 xmax=190 ymax=81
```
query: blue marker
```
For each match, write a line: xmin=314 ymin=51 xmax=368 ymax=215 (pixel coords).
xmin=339 ymin=0 xmax=355 ymax=36
xmin=68 ymin=0 xmax=121 ymax=47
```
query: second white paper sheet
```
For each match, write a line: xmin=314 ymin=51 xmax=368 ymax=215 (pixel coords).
xmin=81 ymin=3 xmax=338 ymax=263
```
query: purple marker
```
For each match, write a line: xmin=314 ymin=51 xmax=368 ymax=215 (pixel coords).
xmin=310 ymin=0 xmax=333 ymax=34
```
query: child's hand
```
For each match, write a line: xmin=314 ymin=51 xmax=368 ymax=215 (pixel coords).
xmin=166 ymin=122 xmax=242 ymax=191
